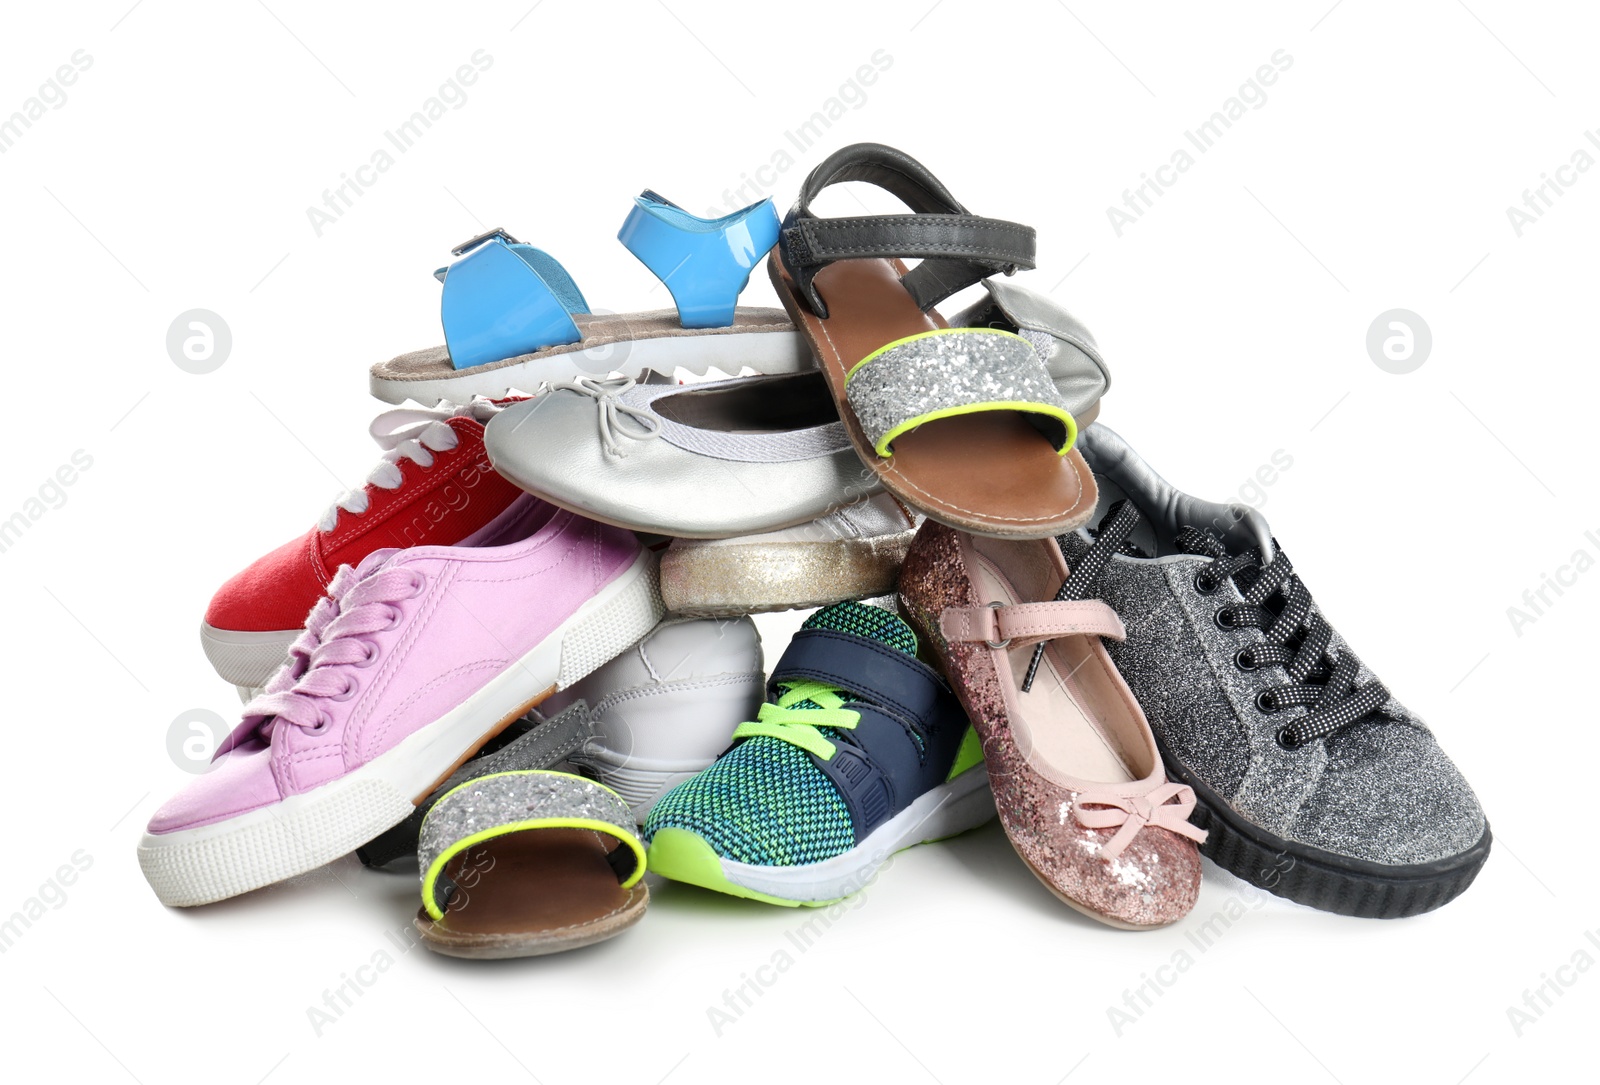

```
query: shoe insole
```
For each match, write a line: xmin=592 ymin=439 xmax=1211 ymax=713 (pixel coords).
xmin=422 ymin=829 xmax=636 ymax=939
xmin=966 ymin=551 xmax=1141 ymax=786
xmin=773 ymin=256 xmax=1095 ymax=536
xmin=652 ymin=371 xmax=840 ymax=434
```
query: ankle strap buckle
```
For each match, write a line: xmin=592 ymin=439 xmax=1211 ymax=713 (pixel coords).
xmin=451 ymin=226 xmax=520 ymax=256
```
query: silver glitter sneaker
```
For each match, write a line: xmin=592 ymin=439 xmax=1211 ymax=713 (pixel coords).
xmin=1062 ymin=425 xmax=1490 ymax=918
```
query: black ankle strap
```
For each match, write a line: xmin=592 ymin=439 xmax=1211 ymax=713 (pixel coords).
xmin=779 ymin=143 xmax=1036 ymax=317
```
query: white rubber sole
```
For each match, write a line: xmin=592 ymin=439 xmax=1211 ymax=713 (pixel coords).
xmin=370 ymin=329 xmax=811 ymax=407
xmin=139 ymin=552 xmax=663 ymax=907
xmin=722 ymin=766 xmax=994 ymax=903
xmin=199 ymin=624 xmax=297 ymax=694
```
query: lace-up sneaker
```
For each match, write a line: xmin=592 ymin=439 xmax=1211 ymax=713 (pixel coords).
xmin=200 ymin=398 xmax=526 ymax=696
xmin=643 ymin=602 xmax=992 ymax=905
xmin=140 ymin=498 xmax=664 ymax=907
xmin=1066 ymin=425 xmax=1490 ymax=917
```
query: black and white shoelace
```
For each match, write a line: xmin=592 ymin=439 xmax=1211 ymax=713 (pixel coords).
xmin=1036 ymin=505 xmax=1391 ymax=748
xmin=1020 ymin=500 xmax=1142 ymax=691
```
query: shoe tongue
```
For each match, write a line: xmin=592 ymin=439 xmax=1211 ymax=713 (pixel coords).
xmin=784 ymin=603 xmax=916 ymax=711
xmin=1173 ymin=525 xmax=1231 ymax=561
xmin=358 ymin=548 xmax=399 ymax=576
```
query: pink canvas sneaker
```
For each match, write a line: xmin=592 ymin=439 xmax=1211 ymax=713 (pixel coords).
xmin=138 ymin=495 xmax=663 ymax=907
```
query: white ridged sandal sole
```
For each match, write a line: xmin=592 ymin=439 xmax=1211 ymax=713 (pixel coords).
xmin=138 ymin=552 xmax=663 ymax=908
xmin=369 ymin=329 xmax=811 ymax=407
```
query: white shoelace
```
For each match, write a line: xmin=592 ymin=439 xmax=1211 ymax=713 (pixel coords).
xmin=317 ymin=402 xmax=497 ymax=531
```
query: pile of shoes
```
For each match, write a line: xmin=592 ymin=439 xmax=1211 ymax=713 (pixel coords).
xmin=140 ymin=143 xmax=1489 ymax=958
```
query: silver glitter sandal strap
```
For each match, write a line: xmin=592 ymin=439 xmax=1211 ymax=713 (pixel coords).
xmin=844 ymin=328 xmax=1078 ymax=458
xmin=417 ymin=770 xmax=643 ymax=920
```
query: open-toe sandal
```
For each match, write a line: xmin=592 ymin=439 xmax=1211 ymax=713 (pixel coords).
xmin=768 ymin=142 xmax=1097 ymax=539
xmin=415 ymin=768 xmax=647 ymax=958
xmin=371 ymin=192 xmax=807 ymax=405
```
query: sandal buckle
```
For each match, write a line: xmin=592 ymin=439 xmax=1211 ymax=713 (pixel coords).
xmin=984 ymin=600 xmax=1011 ymax=649
xmin=451 ymin=226 xmax=520 ymax=257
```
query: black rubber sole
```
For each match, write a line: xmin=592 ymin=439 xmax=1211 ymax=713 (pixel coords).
xmin=1165 ymin=751 xmax=1491 ymax=919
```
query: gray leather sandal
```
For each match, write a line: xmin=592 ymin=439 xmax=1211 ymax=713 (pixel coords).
xmin=770 ymin=143 xmax=1099 ymax=540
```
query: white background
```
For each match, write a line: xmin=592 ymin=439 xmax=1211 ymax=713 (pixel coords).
xmin=1 ymin=2 xmax=1592 ymax=1082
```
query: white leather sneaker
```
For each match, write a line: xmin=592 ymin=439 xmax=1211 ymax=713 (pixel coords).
xmin=541 ymin=616 xmax=765 ymax=821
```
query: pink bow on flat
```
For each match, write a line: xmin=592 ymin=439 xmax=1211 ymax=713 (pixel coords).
xmin=1072 ymin=783 xmax=1209 ymax=861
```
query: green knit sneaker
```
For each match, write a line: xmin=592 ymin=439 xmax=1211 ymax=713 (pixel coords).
xmin=643 ymin=602 xmax=991 ymax=906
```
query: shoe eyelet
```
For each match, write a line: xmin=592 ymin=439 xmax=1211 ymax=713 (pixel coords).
xmin=308 ymin=711 xmax=332 ymax=735
xmin=1235 ymin=648 xmax=1258 ymax=671
xmin=353 ymin=640 xmax=379 ymax=668
xmin=1256 ymin=689 xmax=1280 ymax=714
xmin=1194 ymin=571 xmax=1221 ymax=596
xmin=407 ymin=572 xmax=427 ymax=597
xmin=331 ymin=675 xmax=358 ymax=702
xmin=983 ymin=600 xmax=1011 ymax=650
xmin=383 ymin=604 xmax=404 ymax=631
xmin=1214 ymin=607 xmax=1237 ymax=631
xmin=1275 ymin=726 xmax=1301 ymax=750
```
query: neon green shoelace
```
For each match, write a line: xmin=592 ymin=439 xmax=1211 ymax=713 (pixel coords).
xmin=731 ymin=680 xmax=860 ymax=760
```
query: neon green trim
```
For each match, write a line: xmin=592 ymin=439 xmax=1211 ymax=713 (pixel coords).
xmin=945 ymin=725 xmax=985 ymax=781
xmin=731 ymin=680 xmax=859 ymax=761
xmin=419 ymin=771 xmax=644 ymax=921
xmin=844 ymin=327 xmax=1027 ymax=383
xmin=841 ymin=328 xmax=1077 ymax=458
xmin=646 ymin=828 xmax=839 ymax=908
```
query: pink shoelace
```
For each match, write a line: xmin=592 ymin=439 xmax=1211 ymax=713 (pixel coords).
xmin=1072 ymin=783 xmax=1208 ymax=861
xmin=241 ymin=553 xmax=424 ymax=740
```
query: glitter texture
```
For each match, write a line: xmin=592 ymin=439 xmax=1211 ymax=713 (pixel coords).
xmin=418 ymin=770 xmax=638 ymax=910
xmin=661 ymin=532 xmax=915 ymax=616
xmin=846 ymin=331 xmax=1074 ymax=455
xmin=899 ymin=522 xmax=1201 ymax=928
xmin=1086 ymin=545 xmax=1486 ymax=866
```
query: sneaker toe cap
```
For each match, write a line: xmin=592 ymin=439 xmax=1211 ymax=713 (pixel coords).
xmin=204 ymin=531 xmax=324 ymax=633
xmin=1292 ymin=720 xmax=1486 ymax=866
xmin=147 ymin=744 xmax=284 ymax=835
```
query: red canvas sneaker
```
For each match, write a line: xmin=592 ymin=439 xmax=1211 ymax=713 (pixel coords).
xmin=200 ymin=399 xmax=527 ymax=695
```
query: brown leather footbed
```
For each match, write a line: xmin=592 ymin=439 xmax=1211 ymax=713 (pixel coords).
xmin=768 ymin=254 xmax=1096 ymax=538
xmin=416 ymin=830 xmax=648 ymax=958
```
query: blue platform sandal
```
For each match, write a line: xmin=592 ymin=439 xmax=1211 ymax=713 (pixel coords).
xmin=370 ymin=194 xmax=809 ymax=405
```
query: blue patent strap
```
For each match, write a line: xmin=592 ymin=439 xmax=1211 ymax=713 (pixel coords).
xmin=617 ymin=191 xmax=779 ymax=329
xmin=439 ymin=230 xmax=589 ymax=371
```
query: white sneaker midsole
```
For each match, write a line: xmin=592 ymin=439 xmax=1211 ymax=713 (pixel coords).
xmin=718 ymin=765 xmax=995 ymax=902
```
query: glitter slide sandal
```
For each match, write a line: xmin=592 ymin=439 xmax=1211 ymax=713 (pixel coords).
xmin=370 ymin=192 xmax=808 ymax=406
xmin=769 ymin=142 xmax=1097 ymax=540
xmin=415 ymin=769 xmax=648 ymax=959
xmin=898 ymin=518 xmax=1207 ymax=930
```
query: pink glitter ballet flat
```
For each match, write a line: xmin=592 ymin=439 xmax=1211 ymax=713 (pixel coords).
xmin=898 ymin=518 xmax=1206 ymax=929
